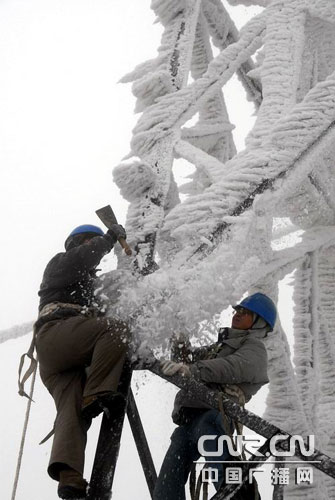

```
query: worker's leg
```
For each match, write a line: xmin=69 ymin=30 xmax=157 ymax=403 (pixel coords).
xmin=153 ymin=425 xmax=200 ymax=500
xmin=36 ymin=315 xmax=131 ymax=397
xmin=36 ymin=316 xmax=130 ymax=480
xmin=39 ymin=368 xmax=89 ymax=481
xmin=190 ymin=409 xmax=232 ymax=490
xmin=82 ymin=317 xmax=130 ymax=397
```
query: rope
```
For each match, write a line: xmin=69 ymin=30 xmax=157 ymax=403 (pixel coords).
xmin=11 ymin=362 xmax=38 ymax=500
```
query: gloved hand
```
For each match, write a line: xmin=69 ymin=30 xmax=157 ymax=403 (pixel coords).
xmin=107 ymin=224 xmax=127 ymax=241
xmin=160 ymin=360 xmax=191 ymax=377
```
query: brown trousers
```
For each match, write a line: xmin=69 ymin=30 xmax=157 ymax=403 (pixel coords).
xmin=35 ymin=315 xmax=130 ymax=481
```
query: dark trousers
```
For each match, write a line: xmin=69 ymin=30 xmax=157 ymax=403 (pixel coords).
xmin=153 ymin=409 xmax=232 ymax=500
xmin=35 ymin=315 xmax=130 ymax=480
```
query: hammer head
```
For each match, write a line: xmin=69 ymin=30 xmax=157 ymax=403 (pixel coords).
xmin=95 ymin=205 xmax=118 ymax=228
xmin=95 ymin=205 xmax=132 ymax=256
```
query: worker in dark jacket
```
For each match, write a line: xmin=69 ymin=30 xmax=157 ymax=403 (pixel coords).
xmin=35 ymin=223 xmax=131 ymax=500
xmin=153 ymin=293 xmax=277 ymax=500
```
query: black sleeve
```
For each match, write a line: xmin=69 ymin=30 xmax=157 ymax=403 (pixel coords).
xmin=44 ymin=235 xmax=113 ymax=288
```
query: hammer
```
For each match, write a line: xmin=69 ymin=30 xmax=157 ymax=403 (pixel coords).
xmin=96 ymin=205 xmax=132 ymax=256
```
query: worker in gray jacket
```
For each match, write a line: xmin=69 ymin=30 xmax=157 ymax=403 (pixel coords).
xmin=153 ymin=292 xmax=277 ymax=500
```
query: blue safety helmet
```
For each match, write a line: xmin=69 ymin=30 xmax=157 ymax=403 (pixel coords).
xmin=233 ymin=293 xmax=277 ymax=330
xmin=65 ymin=224 xmax=104 ymax=250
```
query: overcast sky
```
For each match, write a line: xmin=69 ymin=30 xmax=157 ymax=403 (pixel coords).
xmin=0 ymin=0 xmax=261 ymax=331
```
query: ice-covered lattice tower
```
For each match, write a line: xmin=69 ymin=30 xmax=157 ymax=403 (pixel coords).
xmin=109 ymin=1 xmax=335 ymax=497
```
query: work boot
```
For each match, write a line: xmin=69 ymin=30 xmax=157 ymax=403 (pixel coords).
xmin=81 ymin=391 xmax=125 ymax=421
xmin=58 ymin=469 xmax=88 ymax=499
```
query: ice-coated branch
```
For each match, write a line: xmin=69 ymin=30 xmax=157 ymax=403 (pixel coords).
xmin=202 ymin=0 xmax=263 ymax=106
xmin=0 ymin=321 xmax=34 ymax=345
xmin=308 ymin=1 xmax=335 ymax=25
xmin=161 ymin=71 xmax=335 ymax=261
xmin=174 ymin=139 xmax=227 ymax=183
xmin=188 ymin=10 xmax=237 ymax=163
xmin=115 ymin=1 xmax=203 ymax=274
xmin=147 ymin=359 xmax=335 ymax=480
xmin=130 ymin=11 xmax=266 ymax=157
xmin=255 ymin=226 xmax=335 ymax=287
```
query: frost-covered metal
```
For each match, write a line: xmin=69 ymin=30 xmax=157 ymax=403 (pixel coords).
xmin=110 ymin=1 xmax=335 ymax=497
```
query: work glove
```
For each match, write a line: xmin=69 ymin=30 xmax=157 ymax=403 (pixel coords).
xmin=107 ymin=224 xmax=127 ymax=242
xmin=160 ymin=360 xmax=191 ymax=377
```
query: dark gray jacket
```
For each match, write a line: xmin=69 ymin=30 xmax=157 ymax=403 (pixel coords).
xmin=38 ymin=235 xmax=114 ymax=311
xmin=172 ymin=326 xmax=269 ymax=424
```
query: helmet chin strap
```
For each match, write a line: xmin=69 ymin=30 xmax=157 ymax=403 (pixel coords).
xmin=251 ymin=313 xmax=258 ymax=327
xmin=251 ymin=315 xmax=268 ymax=330
xmin=250 ymin=316 xmax=271 ymax=338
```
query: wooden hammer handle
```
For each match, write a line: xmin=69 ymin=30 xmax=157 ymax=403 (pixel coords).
xmin=118 ymin=237 xmax=132 ymax=256
xmin=95 ymin=205 xmax=132 ymax=256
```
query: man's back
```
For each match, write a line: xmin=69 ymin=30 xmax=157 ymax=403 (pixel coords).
xmin=38 ymin=235 xmax=112 ymax=310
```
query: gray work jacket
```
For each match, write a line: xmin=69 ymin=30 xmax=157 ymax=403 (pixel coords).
xmin=172 ymin=327 xmax=269 ymax=424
